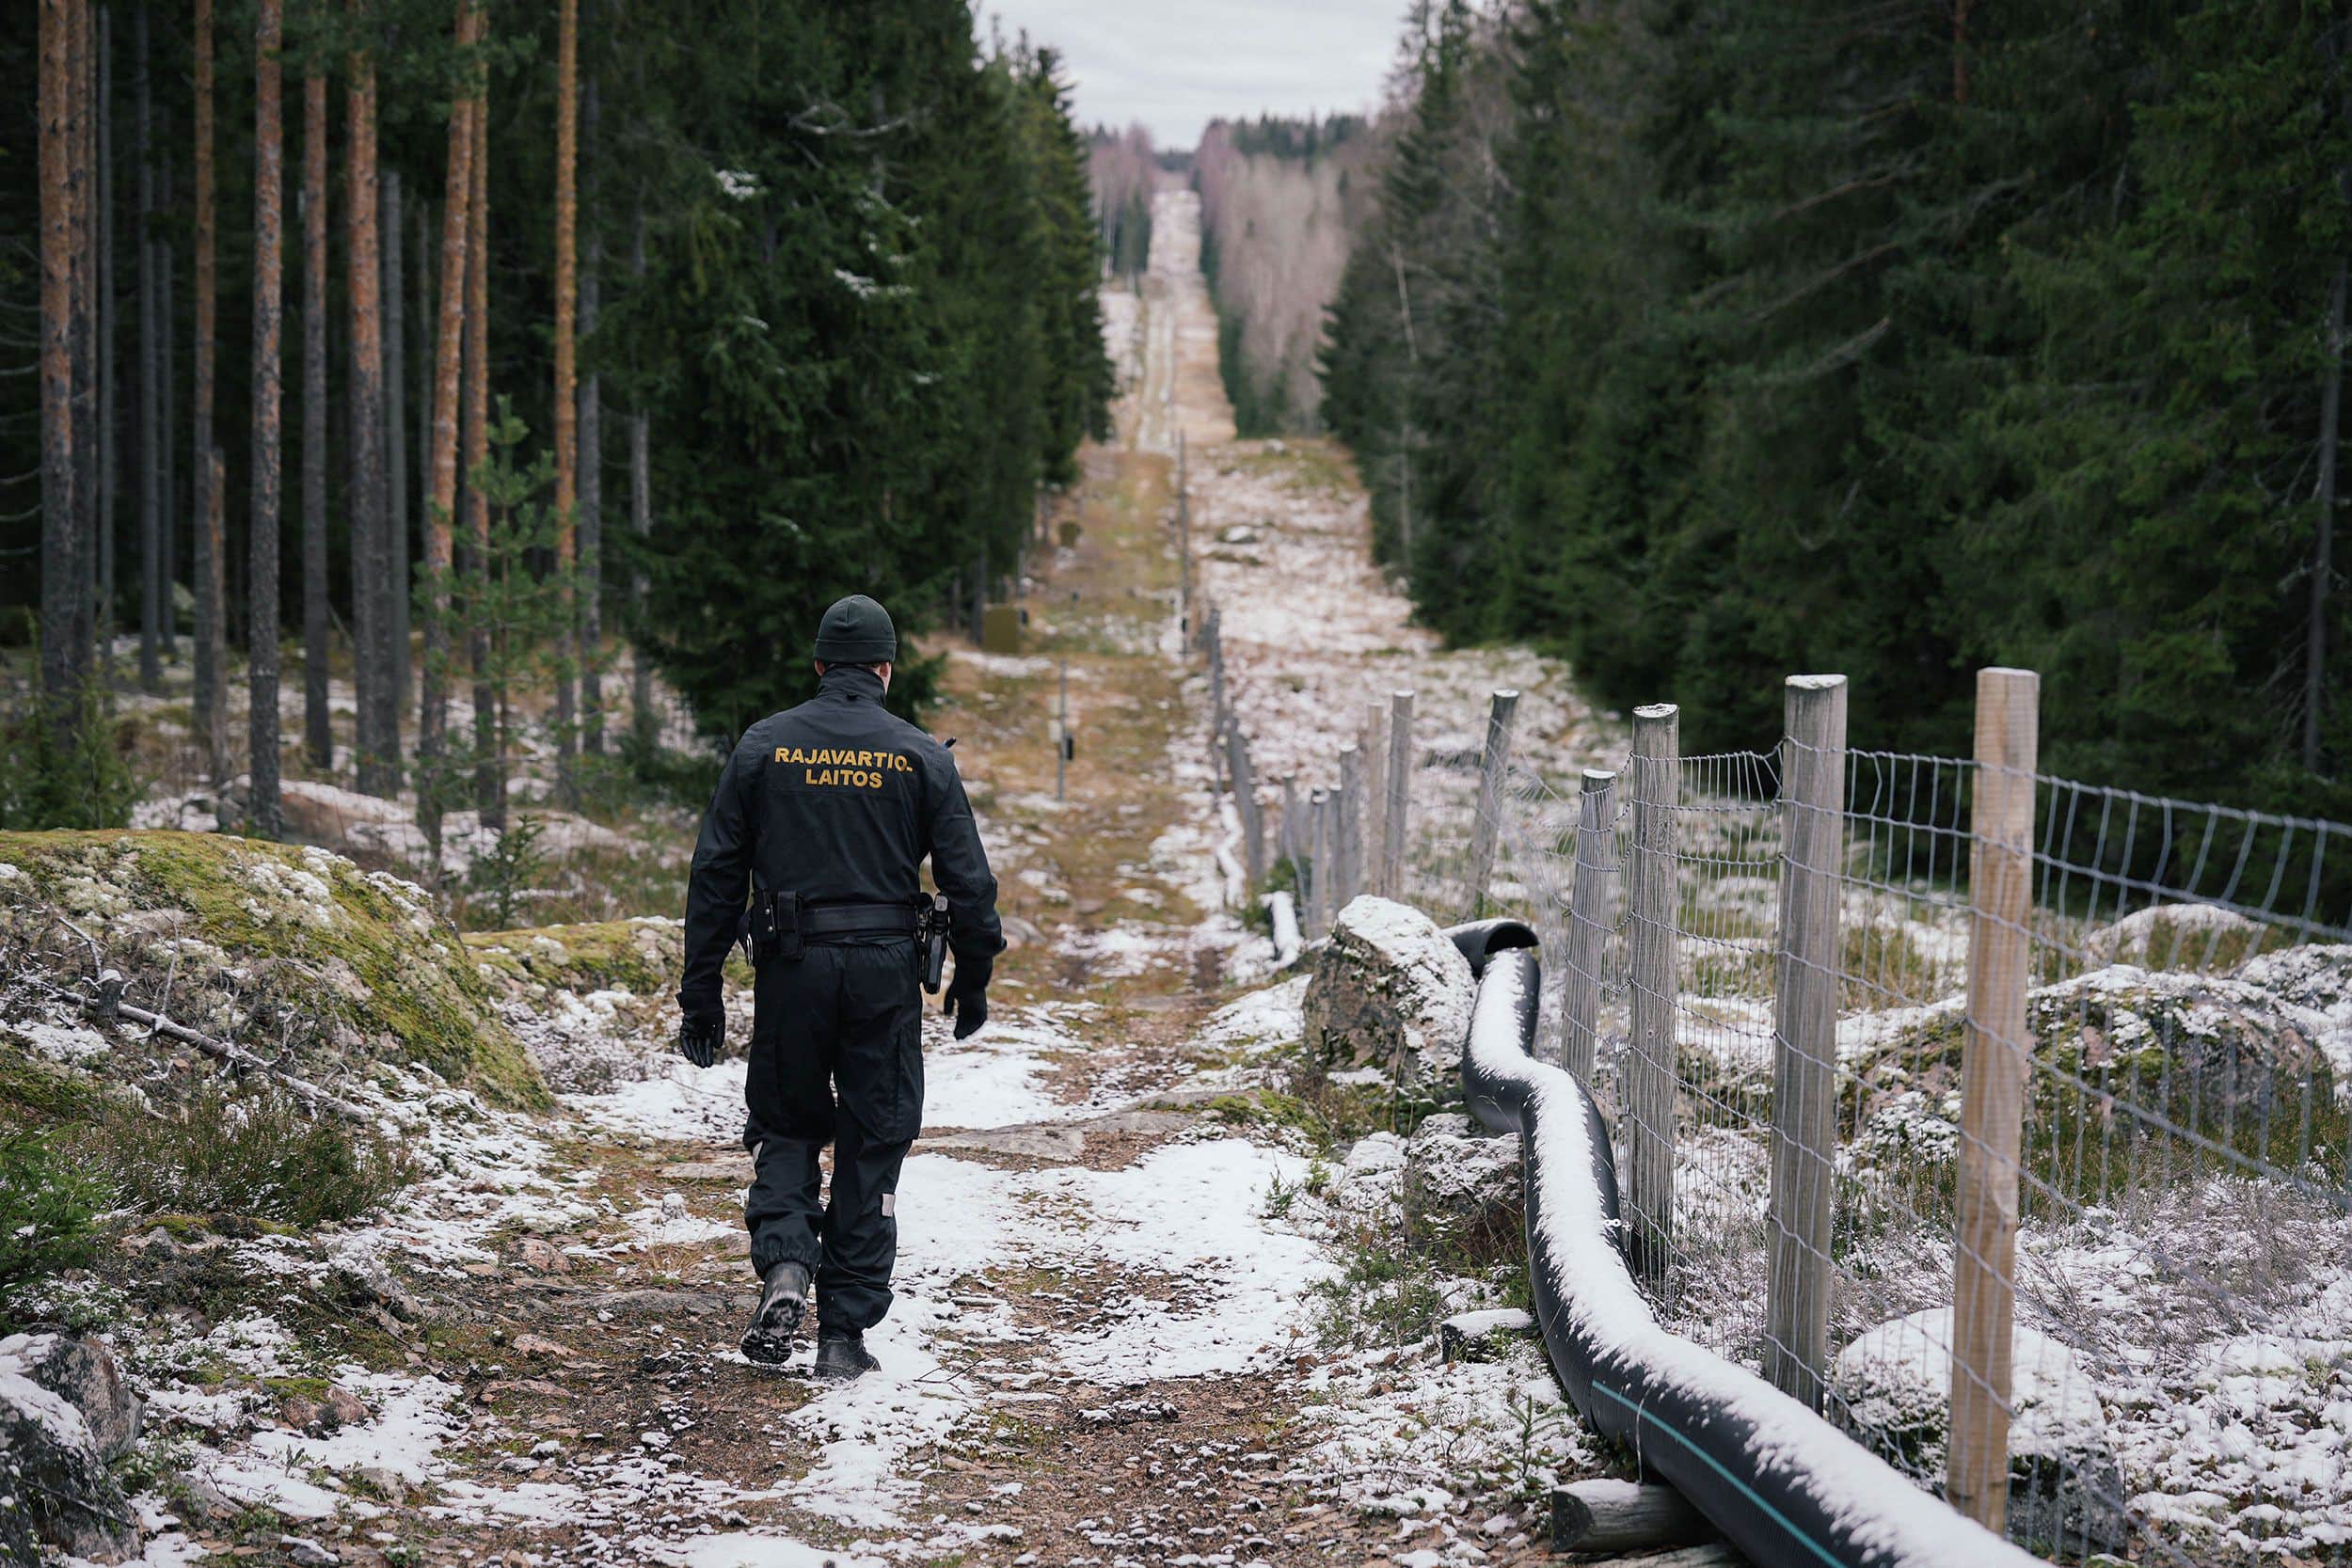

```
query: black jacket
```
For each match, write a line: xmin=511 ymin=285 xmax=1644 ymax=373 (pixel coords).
xmin=676 ymin=666 xmax=1002 ymax=1022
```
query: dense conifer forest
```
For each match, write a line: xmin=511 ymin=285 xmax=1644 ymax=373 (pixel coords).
xmin=1294 ymin=0 xmax=2350 ymax=816
xmin=4 ymin=0 xmax=1111 ymax=831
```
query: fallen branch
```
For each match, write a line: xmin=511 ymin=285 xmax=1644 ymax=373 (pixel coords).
xmin=52 ymin=983 xmax=373 ymax=1124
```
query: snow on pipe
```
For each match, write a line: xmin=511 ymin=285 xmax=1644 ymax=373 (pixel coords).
xmin=1264 ymin=890 xmax=1301 ymax=967
xmin=1215 ymin=798 xmax=1248 ymax=909
xmin=1442 ymin=919 xmax=2042 ymax=1568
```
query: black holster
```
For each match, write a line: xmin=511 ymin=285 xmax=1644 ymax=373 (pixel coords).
xmin=917 ymin=893 xmax=949 ymax=993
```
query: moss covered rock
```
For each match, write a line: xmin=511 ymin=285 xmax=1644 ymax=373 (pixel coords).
xmin=0 ymin=830 xmax=547 ymax=1110
xmin=1836 ymin=946 xmax=2351 ymax=1194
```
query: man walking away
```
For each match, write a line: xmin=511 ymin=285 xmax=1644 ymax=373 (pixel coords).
xmin=675 ymin=594 xmax=1002 ymax=1382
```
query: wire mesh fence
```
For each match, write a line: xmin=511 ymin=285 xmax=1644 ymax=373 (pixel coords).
xmin=1236 ymin=661 xmax=2352 ymax=1567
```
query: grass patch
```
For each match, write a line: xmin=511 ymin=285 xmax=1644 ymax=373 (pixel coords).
xmin=1306 ymin=1227 xmax=1452 ymax=1352
xmin=0 ymin=1129 xmax=107 ymax=1324
xmin=79 ymin=1086 xmax=413 ymax=1228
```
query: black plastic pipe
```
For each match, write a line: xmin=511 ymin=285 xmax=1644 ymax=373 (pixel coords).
xmin=1444 ymin=919 xmax=2041 ymax=1568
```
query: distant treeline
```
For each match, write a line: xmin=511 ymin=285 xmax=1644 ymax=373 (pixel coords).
xmin=1315 ymin=0 xmax=2351 ymax=817
xmin=1087 ymin=124 xmax=1156 ymax=277
xmin=1194 ymin=114 xmax=1385 ymax=435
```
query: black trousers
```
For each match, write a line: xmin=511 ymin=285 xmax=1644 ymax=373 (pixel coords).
xmin=741 ymin=937 xmax=924 ymax=1334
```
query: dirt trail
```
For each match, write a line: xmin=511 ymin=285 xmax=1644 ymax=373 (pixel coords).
xmin=64 ymin=186 xmax=1612 ymax=1568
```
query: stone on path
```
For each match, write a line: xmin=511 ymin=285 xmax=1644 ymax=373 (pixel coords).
xmin=1304 ymin=895 xmax=1474 ymax=1094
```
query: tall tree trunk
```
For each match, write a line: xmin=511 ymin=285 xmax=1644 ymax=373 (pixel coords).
xmin=579 ymin=55 xmax=603 ymax=755
xmin=551 ymin=0 xmax=580 ymax=791
xmin=2311 ymin=255 xmax=2344 ymax=773
xmin=383 ymin=167 xmax=409 ymax=728
xmin=38 ymin=0 xmax=79 ymax=748
xmin=302 ymin=69 xmax=331 ymax=768
xmin=193 ymin=0 xmax=226 ymax=782
xmin=628 ymin=202 xmax=654 ymax=755
xmin=97 ymin=6 xmax=116 ymax=668
xmin=414 ymin=195 xmax=433 ymax=689
xmin=421 ymin=0 xmax=478 ymax=859
xmin=248 ymin=0 xmax=285 ymax=839
xmin=158 ymin=185 xmax=174 ymax=662
xmin=70 ymin=0 xmax=97 ymax=697
xmin=466 ymin=63 xmax=500 ymax=830
xmin=135 ymin=0 xmax=158 ymax=691
xmin=347 ymin=8 xmax=395 ymax=796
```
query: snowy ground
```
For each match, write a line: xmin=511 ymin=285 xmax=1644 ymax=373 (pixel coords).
xmin=9 ymin=192 xmax=1603 ymax=1568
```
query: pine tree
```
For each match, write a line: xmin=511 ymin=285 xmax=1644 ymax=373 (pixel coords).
xmin=420 ymin=0 xmax=478 ymax=850
xmin=301 ymin=58 xmax=331 ymax=768
xmin=347 ymin=0 xmax=396 ymax=795
xmin=250 ymin=0 xmax=287 ymax=838
xmin=550 ymin=0 xmax=580 ymax=786
xmin=39 ymin=0 xmax=81 ymax=749
xmin=193 ymin=0 xmax=226 ymax=781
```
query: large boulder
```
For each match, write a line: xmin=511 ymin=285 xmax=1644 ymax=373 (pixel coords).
xmin=0 ymin=1332 xmax=141 ymax=1562
xmin=1832 ymin=1307 xmax=2126 ymax=1557
xmin=1401 ymin=1112 xmax=1522 ymax=1264
xmin=1836 ymin=944 xmax=2352 ymax=1188
xmin=1303 ymin=896 xmax=1474 ymax=1094
xmin=3 ymin=1332 xmax=140 ymax=1462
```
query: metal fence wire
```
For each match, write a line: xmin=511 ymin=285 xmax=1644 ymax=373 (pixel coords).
xmin=1248 ymin=666 xmax=2352 ymax=1568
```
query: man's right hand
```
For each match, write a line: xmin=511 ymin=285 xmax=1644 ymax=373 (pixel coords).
xmin=677 ymin=1013 xmax=724 ymax=1069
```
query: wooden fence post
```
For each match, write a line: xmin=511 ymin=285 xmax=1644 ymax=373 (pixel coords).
xmin=1177 ymin=429 xmax=1191 ymax=639
xmin=1307 ymin=786 xmax=1329 ymax=939
xmin=1384 ymin=689 xmax=1414 ymax=903
xmin=1565 ymin=768 xmax=1616 ymax=1081
xmin=1362 ymin=699 xmax=1389 ymax=894
xmin=1948 ymin=668 xmax=2040 ymax=1532
xmin=1766 ymin=673 xmax=1847 ymax=1410
xmin=1462 ymin=689 xmax=1521 ymax=920
xmin=1279 ymin=774 xmax=1298 ymax=872
xmin=1338 ymin=744 xmax=1364 ymax=911
xmin=1226 ymin=722 xmax=1263 ymax=888
xmin=1626 ymin=704 xmax=1680 ymax=1280
xmin=1205 ymin=610 xmax=1226 ymax=793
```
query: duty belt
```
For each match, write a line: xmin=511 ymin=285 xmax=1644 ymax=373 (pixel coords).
xmin=800 ymin=901 xmax=922 ymax=939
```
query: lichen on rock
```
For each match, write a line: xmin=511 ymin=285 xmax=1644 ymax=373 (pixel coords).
xmin=0 ymin=830 xmax=548 ymax=1110
xmin=1302 ymin=895 xmax=1474 ymax=1095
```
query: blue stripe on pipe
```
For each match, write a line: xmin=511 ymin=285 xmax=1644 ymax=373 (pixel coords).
xmin=1593 ymin=1381 xmax=1847 ymax=1568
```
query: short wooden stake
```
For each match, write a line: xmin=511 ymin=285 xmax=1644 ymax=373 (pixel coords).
xmin=1765 ymin=673 xmax=1847 ymax=1409
xmin=1947 ymin=667 xmax=2039 ymax=1532
xmin=1626 ymin=703 xmax=1680 ymax=1279
xmin=1461 ymin=689 xmax=1520 ymax=920
xmin=1383 ymin=689 xmax=1414 ymax=903
xmin=1564 ymin=767 xmax=1616 ymax=1082
xmin=1550 ymin=1479 xmax=1718 ymax=1555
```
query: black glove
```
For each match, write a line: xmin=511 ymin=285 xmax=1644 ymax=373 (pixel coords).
xmin=676 ymin=1011 xmax=723 ymax=1069
xmin=944 ymin=952 xmax=993 ymax=1041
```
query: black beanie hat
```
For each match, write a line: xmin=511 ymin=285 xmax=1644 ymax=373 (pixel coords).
xmin=813 ymin=594 xmax=898 ymax=664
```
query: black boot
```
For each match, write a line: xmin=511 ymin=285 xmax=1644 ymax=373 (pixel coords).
xmin=813 ymin=1328 xmax=880 ymax=1383
xmin=740 ymin=1260 xmax=811 ymax=1365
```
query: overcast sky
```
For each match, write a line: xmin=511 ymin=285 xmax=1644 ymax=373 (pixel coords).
xmin=978 ymin=0 xmax=1406 ymax=150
